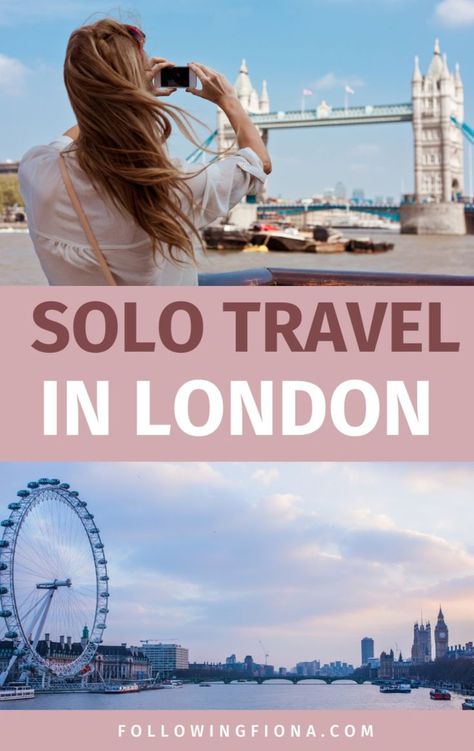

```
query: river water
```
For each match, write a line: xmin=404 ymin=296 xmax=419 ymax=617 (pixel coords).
xmin=0 ymin=229 xmax=473 ymax=284
xmin=0 ymin=683 xmax=466 ymax=711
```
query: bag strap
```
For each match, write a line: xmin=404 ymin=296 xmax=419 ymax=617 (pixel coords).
xmin=58 ymin=152 xmax=117 ymax=286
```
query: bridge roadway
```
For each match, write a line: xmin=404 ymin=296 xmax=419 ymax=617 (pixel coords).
xmin=175 ymin=669 xmax=363 ymax=685
xmin=257 ymin=202 xmax=474 ymax=222
xmin=249 ymin=103 xmax=413 ymax=130
xmin=257 ymin=202 xmax=402 ymax=221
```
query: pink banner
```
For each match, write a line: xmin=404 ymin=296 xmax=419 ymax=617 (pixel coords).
xmin=0 ymin=286 xmax=471 ymax=460
xmin=0 ymin=709 xmax=472 ymax=749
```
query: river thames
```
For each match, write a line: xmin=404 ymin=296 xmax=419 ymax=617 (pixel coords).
xmin=0 ymin=684 xmax=466 ymax=710
xmin=0 ymin=229 xmax=473 ymax=284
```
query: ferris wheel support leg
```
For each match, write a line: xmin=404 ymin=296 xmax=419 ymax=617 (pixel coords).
xmin=0 ymin=654 xmax=19 ymax=687
xmin=31 ymin=589 xmax=55 ymax=652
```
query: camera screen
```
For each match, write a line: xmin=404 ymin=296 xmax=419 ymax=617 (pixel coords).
xmin=161 ymin=67 xmax=190 ymax=88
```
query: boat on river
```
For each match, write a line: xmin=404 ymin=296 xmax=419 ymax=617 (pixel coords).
xmin=346 ymin=238 xmax=394 ymax=253
xmin=0 ymin=685 xmax=35 ymax=701
xmin=203 ymin=225 xmax=250 ymax=250
xmin=92 ymin=683 xmax=140 ymax=694
xmin=250 ymin=229 xmax=317 ymax=253
xmin=462 ymin=698 xmax=474 ymax=710
xmin=430 ymin=688 xmax=451 ymax=700
xmin=380 ymin=683 xmax=412 ymax=694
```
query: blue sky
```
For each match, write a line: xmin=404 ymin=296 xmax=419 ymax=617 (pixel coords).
xmin=0 ymin=0 xmax=473 ymax=199
xmin=1 ymin=462 xmax=473 ymax=668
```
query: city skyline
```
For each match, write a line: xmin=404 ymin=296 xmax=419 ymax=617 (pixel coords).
xmin=0 ymin=0 xmax=473 ymax=197
xmin=1 ymin=462 xmax=473 ymax=667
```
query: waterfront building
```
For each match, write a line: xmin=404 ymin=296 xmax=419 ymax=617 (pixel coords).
xmin=352 ymin=188 xmax=365 ymax=203
xmin=296 ymin=660 xmax=321 ymax=677
xmin=244 ymin=654 xmax=254 ymax=675
xmin=434 ymin=606 xmax=449 ymax=660
xmin=225 ymin=654 xmax=237 ymax=665
xmin=137 ymin=642 xmax=189 ymax=678
xmin=361 ymin=637 xmax=375 ymax=666
xmin=0 ymin=161 xmax=19 ymax=175
xmin=447 ymin=642 xmax=474 ymax=659
xmin=319 ymin=661 xmax=354 ymax=677
xmin=378 ymin=650 xmax=410 ymax=680
xmin=412 ymin=40 xmax=464 ymax=202
xmin=335 ymin=181 xmax=347 ymax=200
xmin=411 ymin=620 xmax=432 ymax=664
xmin=0 ymin=634 xmax=151 ymax=682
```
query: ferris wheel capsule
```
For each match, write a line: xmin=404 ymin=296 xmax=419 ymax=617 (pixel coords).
xmin=8 ymin=503 xmax=21 ymax=510
xmin=0 ymin=563 xmax=7 ymax=571
xmin=5 ymin=630 xmax=18 ymax=639
xmin=17 ymin=490 xmax=30 ymax=498
xmin=27 ymin=482 xmax=39 ymax=489
xmin=0 ymin=609 xmax=12 ymax=618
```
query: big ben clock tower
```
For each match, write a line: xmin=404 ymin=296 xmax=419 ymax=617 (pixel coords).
xmin=435 ymin=606 xmax=449 ymax=660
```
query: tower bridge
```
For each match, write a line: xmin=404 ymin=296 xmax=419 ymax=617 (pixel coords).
xmin=211 ymin=42 xmax=471 ymax=235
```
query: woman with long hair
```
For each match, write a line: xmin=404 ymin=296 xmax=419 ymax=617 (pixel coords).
xmin=19 ymin=18 xmax=271 ymax=285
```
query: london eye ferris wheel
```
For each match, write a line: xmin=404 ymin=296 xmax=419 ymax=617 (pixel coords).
xmin=0 ymin=478 xmax=109 ymax=686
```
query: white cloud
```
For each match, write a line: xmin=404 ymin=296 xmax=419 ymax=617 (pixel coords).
xmin=0 ymin=53 xmax=28 ymax=96
xmin=312 ymin=72 xmax=365 ymax=91
xmin=251 ymin=467 xmax=279 ymax=485
xmin=435 ymin=0 xmax=474 ymax=25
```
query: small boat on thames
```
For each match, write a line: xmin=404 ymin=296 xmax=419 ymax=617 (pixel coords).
xmin=380 ymin=683 xmax=412 ymax=694
xmin=0 ymin=685 xmax=35 ymax=701
xmin=430 ymin=688 xmax=451 ymax=700
xmin=93 ymin=683 xmax=140 ymax=694
xmin=462 ymin=698 xmax=474 ymax=710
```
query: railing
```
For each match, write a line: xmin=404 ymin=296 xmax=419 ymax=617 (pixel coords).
xmin=199 ymin=267 xmax=474 ymax=286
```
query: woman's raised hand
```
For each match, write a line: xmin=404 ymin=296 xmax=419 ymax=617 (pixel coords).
xmin=187 ymin=63 xmax=237 ymax=106
xmin=146 ymin=57 xmax=177 ymax=97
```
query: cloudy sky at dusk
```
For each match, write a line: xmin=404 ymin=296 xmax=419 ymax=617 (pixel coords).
xmin=1 ymin=462 xmax=473 ymax=669
xmin=0 ymin=0 xmax=473 ymax=198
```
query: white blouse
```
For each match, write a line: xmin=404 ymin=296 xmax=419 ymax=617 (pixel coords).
xmin=19 ymin=135 xmax=266 ymax=285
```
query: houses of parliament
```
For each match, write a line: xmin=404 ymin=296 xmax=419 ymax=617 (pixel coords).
xmin=411 ymin=606 xmax=449 ymax=663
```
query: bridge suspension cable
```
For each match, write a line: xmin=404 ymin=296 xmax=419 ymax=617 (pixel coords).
xmin=451 ymin=116 xmax=474 ymax=200
xmin=186 ymin=129 xmax=218 ymax=164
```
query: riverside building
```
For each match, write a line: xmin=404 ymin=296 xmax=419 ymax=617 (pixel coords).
xmin=137 ymin=642 xmax=189 ymax=678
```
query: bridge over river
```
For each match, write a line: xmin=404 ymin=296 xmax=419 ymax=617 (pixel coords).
xmin=175 ymin=669 xmax=364 ymax=685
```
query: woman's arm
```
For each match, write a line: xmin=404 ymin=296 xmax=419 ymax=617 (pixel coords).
xmin=188 ymin=62 xmax=272 ymax=175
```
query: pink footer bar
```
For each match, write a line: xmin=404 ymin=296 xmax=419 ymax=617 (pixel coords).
xmin=0 ymin=710 xmax=471 ymax=749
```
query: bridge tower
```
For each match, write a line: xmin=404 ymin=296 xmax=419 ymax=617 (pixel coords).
xmin=412 ymin=40 xmax=464 ymax=203
xmin=217 ymin=61 xmax=269 ymax=206
xmin=403 ymin=40 xmax=466 ymax=233
xmin=217 ymin=60 xmax=270 ymax=152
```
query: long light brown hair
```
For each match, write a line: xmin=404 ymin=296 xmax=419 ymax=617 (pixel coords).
xmin=64 ymin=18 xmax=205 ymax=263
